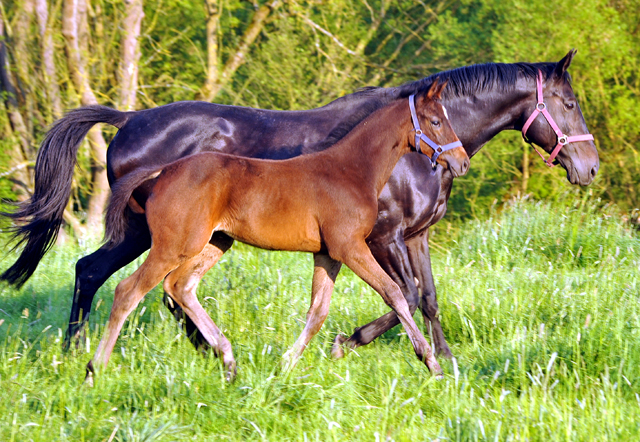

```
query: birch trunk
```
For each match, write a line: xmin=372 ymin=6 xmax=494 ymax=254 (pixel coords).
xmin=62 ymin=0 xmax=109 ymax=235
xmin=118 ymin=0 xmax=144 ymax=111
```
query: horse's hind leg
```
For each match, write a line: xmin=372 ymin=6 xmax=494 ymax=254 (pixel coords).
xmin=163 ymin=241 xmax=236 ymax=381
xmin=66 ymin=214 xmax=151 ymax=350
xmin=86 ymin=249 xmax=179 ymax=384
xmin=282 ymin=253 xmax=342 ymax=372
xmin=163 ymin=232 xmax=234 ymax=352
xmin=338 ymin=240 xmax=442 ymax=375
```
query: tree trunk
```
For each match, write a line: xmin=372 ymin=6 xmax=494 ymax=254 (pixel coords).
xmin=204 ymin=0 xmax=280 ymax=101
xmin=62 ymin=0 xmax=110 ymax=235
xmin=199 ymin=0 xmax=220 ymax=101
xmin=118 ymin=0 xmax=144 ymax=111
xmin=0 ymin=10 xmax=33 ymax=201
xmin=35 ymin=0 xmax=63 ymax=119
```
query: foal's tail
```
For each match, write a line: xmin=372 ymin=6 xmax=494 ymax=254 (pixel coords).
xmin=104 ymin=166 xmax=162 ymax=247
xmin=1 ymin=105 xmax=131 ymax=288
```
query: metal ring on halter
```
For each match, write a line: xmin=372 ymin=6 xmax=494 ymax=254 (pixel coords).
xmin=536 ymin=102 xmax=546 ymax=111
xmin=558 ymin=136 xmax=568 ymax=145
xmin=415 ymin=129 xmax=422 ymax=135
xmin=436 ymin=146 xmax=442 ymax=152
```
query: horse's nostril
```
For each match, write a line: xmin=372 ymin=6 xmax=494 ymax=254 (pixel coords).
xmin=463 ymin=158 xmax=470 ymax=173
xmin=590 ymin=165 xmax=598 ymax=178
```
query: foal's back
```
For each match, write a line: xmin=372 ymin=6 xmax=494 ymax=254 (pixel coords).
xmin=147 ymin=148 xmax=378 ymax=255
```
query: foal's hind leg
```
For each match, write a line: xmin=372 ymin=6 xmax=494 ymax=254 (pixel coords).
xmin=282 ymin=254 xmax=342 ymax=372
xmin=163 ymin=242 xmax=236 ymax=381
xmin=86 ymin=249 xmax=180 ymax=384
xmin=337 ymin=240 xmax=442 ymax=375
xmin=163 ymin=232 xmax=234 ymax=352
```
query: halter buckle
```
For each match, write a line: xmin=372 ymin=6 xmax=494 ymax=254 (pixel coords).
xmin=536 ymin=102 xmax=546 ymax=111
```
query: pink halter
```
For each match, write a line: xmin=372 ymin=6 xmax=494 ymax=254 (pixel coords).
xmin=522 ymin=70 xmax=594 ymax=167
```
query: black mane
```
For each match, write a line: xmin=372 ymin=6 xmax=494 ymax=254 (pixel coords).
xmin=396 ymin=62 xmax=568 ymax=99
xmin=308 ymin=61 xmax=566 ymax=152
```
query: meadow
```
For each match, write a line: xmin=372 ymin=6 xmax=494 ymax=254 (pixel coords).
xmin=1 ymin=194 xmax=639 ymax=441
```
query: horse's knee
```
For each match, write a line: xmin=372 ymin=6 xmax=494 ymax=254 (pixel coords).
xmin=420 ymin=290 xmax=440 ymax=319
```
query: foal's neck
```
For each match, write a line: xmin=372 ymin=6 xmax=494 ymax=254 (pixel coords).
xmin=327 ymin=99 xmax=414 ymax=195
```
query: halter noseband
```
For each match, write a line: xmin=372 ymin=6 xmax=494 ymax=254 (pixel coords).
xmin=409 ymin=94 xmax=462 ymax=168
xmin=522 ymin=70 xmax=594 ymax=167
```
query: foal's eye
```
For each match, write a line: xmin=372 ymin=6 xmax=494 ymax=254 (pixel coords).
xmin=431 ymin=119 xmax=441 ymax=128
xmin=564 ymin=102 xmax=575 ymax=110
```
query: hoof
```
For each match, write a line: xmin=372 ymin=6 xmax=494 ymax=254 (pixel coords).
xmin=331 ymin=334 xmax=347 ymax=359
xmin=225 ymin=360 xmax=237 ymax=383
xmin=436 ymin=347 xmax=454 ymax=360
xmin=84 ymin=361 xmax=95 ymax=387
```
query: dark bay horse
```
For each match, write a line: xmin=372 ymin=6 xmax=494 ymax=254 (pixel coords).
xmin=2 ymin=50 xmax=598 ymax=358
xmin=87 ymin=81 xmax=466 ymax=381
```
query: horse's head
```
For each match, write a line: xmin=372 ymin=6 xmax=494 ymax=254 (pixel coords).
xmin=412 ymin=79 xmax=470 ymax=177
xmin=521 ymin=49 xmax=599 ymax=186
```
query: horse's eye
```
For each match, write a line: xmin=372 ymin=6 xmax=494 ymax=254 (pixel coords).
xmin=565 ymin=102 xmax=575 ymax=110
xmin=431 ymin=119 xmax=441 ymax=128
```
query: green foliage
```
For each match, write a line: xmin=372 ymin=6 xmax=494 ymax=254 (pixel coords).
xmin=1 ymin=199 xmax=639 ymax=440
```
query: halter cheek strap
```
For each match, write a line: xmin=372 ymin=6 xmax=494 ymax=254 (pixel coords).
xmin=522 ymin=70 xmax=594 ymax=167
xmin=409 ymin=94 xmax=463 ymax=168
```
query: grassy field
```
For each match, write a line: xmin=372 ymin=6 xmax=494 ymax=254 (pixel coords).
xmin=1 ymin=195 xmax=639 ymax=441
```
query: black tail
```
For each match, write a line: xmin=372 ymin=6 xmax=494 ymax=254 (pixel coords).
xmin=1 ymin=105 xmax=131 ymax=287
xmin=104 ymin=166 xmax=162 ymax=247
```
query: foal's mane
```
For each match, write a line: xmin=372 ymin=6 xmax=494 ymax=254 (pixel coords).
xmin=313 ymin=62 xmax=568 ymax=152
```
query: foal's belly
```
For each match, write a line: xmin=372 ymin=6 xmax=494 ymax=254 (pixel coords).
xmin=221 ymin=214 xmax=323 ymax=253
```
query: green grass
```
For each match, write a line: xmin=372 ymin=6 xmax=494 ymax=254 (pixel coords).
xmin=1 ymin=196 xmax=639 ymax=441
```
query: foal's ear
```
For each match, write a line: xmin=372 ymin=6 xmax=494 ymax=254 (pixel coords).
xmin=425 ymin=78 xmax=448 ymax=100
xmin=553 ymin=49 xmax=576 ymax=79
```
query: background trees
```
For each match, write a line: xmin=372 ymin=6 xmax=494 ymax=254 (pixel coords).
xmin=1 ymin=0 xmax=638 ymax=237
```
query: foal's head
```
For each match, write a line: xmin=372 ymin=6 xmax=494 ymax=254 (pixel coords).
xmin=412 ymin=80 xmax=470 ymax=177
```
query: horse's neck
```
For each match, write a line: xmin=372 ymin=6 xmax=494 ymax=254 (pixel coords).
xmin=444 ymin=80 xmax=532 ymax=158
xmin=328 ymin=100 xmax=412 ymax=194
xmin=301 ymin=90 xmax=395 ymax=154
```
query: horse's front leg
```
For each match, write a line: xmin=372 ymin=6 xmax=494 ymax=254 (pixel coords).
xmin=282 ymin=253 xmax=342 ymax=373
xmin=331 ymin=230 xmax=419 ymax=358
xmin=405 ymin=229 xmax=452 ymax=358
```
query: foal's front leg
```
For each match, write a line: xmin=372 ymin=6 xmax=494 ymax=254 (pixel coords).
xmin=340 ymin=240 xmax=442 ymax=375
xmin=282 ymin=253 xmax=342 ymax=372
xmin=331 ymin=230 xmax=419 ymax=358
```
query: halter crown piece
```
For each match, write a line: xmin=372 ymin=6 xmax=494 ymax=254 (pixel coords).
xmin=522 ymin=70 xmax=594 ymax=167
xmin=409 ymin=94 xmax=463 ymax=168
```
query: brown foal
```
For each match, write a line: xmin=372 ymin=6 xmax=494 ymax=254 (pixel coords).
xmin=90 ymin=80 xmax=469 ymax=383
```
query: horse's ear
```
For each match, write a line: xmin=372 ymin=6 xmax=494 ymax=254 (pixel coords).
xmin=426 ymin=78 xmax=441 ymax=100
xmin=553 ymin=49 xmax=576 ymax=79
xmin=434 ymin=80 xmax=448 ymax=99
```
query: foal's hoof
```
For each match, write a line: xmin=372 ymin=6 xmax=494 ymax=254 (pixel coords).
xmin=225 ymin=360 xmax=237 ymax=383
xmin=331 ymin=334 xmax=347 ymax=359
